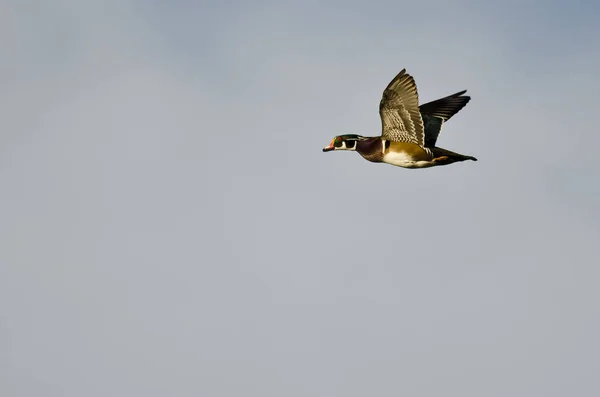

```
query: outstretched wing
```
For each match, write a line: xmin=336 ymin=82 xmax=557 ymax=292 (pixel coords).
xmin=419 ymin=90 xmax=470 ymax=121
xmin=379 ymin=69 xmax=424 ymax=146
xmin=420 ymin=90 xmax=471 ymax=147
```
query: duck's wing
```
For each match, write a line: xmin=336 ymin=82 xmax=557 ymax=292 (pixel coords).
xmin=420 ymin=90 xmax=471 ymax=147
xmin=379 ymin=69 xmax=424 ymax=146
xmin=419 ymin=90 xmax=470 ymax=121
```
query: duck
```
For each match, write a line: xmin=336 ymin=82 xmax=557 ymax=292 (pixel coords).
xmin=322 ymin=69 xmax=477 ymax=169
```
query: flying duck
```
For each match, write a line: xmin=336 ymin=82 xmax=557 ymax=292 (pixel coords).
xmin=322 ymin=69 xmax=476 ymax=168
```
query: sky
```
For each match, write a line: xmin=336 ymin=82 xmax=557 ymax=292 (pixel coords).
xmin=2 ymin=1 xmax=600 ymax=396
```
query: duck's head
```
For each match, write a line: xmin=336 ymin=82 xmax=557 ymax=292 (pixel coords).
xmin=322 ymin=134 xmax=366 ymax=152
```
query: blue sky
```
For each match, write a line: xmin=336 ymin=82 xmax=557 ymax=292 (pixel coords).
xmin=2 ymin=1 xmax=600 ymax=396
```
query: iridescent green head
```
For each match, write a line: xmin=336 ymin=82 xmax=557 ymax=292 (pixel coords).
xmin=322 ymin=134 xmax=365 ymax=152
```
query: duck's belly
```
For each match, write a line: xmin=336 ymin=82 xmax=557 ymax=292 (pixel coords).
xmin=383 ymin=143 xmax=435 ymax=169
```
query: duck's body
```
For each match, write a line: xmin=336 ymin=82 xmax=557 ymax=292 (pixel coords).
xmin=322 ymin=69 xmax=477 ymax=169
xmin=353 ymin=138 xmax=475 ymax=169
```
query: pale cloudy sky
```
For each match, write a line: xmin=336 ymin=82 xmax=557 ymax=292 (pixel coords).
xmin=2 ymin=1 xmax=600 ymax=396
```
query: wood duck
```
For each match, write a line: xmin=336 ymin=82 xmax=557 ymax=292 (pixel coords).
xmin=322 ymin=69 xmax=477 ymax=169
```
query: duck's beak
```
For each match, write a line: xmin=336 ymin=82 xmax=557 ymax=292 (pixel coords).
xmin=323 ymin=139 xmax=335 ymax=152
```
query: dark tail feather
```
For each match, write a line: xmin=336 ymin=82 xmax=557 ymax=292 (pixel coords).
xmin=419 ymin=90 xmax=471 ymax=122
xmin=451 ymin=153 xmax=477 ymax=162
xmin=432 ymin=147 xmax=477 ymax=164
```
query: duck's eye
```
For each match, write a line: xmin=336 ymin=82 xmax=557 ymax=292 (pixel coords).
xmin=334 ymin=137 xmax=343 ymax=147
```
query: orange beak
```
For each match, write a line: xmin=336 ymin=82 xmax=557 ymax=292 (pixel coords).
xmin=322 ymin=139 xmax=335 ymax=152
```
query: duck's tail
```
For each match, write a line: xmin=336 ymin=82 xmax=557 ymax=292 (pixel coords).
xmin=432 ymin=147 xmax=477 ymax=164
